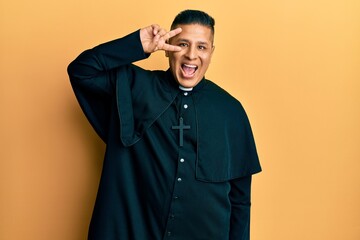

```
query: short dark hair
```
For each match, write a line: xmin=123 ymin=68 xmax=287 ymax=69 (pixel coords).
xmin=171 ymin=10 xmax=215 ymax=35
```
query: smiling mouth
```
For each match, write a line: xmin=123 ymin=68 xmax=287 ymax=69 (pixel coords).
xmin=181 ymin=64 xmax=198 ymax=77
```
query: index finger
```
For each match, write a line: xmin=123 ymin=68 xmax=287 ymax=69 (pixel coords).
xmin=162 ymin=42 xmax=182 ymax=52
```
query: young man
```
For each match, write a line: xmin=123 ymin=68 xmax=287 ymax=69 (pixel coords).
xmin=68 ymin=10 xmax=261 ymax=240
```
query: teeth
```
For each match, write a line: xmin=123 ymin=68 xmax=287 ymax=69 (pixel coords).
xmin=183 ymin=64 xmax=197 ymax=68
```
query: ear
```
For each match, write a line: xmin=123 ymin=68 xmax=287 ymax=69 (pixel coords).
xmin=209 ymin=45 xmax=215 ymax=63
xmin=209 ymin=46 xmax=215 ymax=63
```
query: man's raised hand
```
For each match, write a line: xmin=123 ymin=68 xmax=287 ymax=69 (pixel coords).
xmin=140 ymin=24 xmax=182 ymax=54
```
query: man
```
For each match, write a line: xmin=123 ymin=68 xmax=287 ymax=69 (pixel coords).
xmin=68 ymin=9 xmax=261 ymax=240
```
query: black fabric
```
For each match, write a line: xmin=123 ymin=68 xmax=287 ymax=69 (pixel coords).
xmin=68 ymin=30 xmax=261 ymax=240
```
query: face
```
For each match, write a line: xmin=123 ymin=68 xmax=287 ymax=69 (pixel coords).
xmin=167 ymin=24 xmax=215 ymax=88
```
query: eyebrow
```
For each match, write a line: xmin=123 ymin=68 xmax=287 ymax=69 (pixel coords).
xmin=176 ymin=38 xmax=210 ymax=45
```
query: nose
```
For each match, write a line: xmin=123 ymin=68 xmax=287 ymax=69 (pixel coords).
xmin=185 ymin=46 xmax=197 ymax=60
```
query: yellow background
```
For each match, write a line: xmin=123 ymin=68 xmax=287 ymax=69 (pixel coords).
xmin=1 ymin=0 xmax=359 ymax=239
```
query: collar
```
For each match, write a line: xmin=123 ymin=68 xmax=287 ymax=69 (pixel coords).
xmin=179 ymin=85 xmax=193 ymax=91
xmin=166 ymin=69 xmax=207 ymax=93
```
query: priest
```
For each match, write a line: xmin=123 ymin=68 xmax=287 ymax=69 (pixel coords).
xmin=68 ymin=9 xmax=261 ymax=240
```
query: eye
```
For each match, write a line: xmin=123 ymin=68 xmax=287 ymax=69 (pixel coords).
xmin=198 ymin=45 xmax=206 ymax=50
xmin=179 ymin=43 xmax=188 ymax=47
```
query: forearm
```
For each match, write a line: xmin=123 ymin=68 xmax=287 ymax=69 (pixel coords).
xmin=67 ymin=30 xmax=149 ymax=82
xmin=229 ymin=175 xmax=252 ymax=240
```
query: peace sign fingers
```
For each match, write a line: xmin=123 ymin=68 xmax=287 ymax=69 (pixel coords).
xmin=158 ymin=27 xmax=182 ymax=51
xmin=140 ymin=25 xmax=182 ymax=53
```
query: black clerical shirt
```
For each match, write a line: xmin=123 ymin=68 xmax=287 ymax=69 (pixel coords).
xmin=68 ymin=30 xmax=261 ymax=240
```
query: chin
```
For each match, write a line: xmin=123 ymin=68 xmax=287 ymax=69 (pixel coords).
xmin=178 ymin=81 xmax=196 ymax=88
xmin=177 ymin=77 xmax=200 ymax=88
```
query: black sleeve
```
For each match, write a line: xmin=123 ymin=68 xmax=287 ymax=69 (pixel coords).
xmin=67 ymin=30 xmax=149 ymax=142
xmin=229 ymin=175 xmax=252 ymax=240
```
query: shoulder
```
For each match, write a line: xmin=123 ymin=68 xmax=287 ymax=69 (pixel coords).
xmin=200 ymin=80 xmax=245 ymax=114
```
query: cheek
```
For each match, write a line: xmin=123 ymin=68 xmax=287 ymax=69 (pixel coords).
xmin=169 ymin=53 xmax=179 ymax=62
xmin=201 ymin=56 xmax=211 ymax=67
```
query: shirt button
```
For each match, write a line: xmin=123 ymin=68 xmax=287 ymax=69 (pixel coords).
xmin=170 ymin=214 xmax=175 ymax=219
xmin=167 ymin=231 xmax=172 ymax=236
xmin=183 ymin=104 xmax=188 ymax=109
xmin=177 ymin=177 xmax=182 ymax=182
xmin=173 ymin=196 xmax=179 ymax=200
xmin=180 ymin=158 xmax=185 ymax=163
xmin=184 ymin=92 xmax=188 ymax=96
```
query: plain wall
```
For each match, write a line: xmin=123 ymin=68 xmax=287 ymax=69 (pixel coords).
xmin=1 ymin=0 xmax=359 ymax=239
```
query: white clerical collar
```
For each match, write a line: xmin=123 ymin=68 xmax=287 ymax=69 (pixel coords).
xmin=179 ymin=85 xmax=193 ymax=92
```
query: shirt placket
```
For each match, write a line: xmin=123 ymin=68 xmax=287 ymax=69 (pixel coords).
xmin=163 ymin=90 xmax=192 ymax=239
